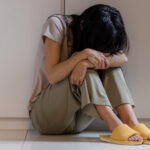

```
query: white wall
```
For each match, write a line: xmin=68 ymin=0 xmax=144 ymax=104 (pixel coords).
xmin=65 ymin=0 xmax=150 ymax=118
xmin=0 ymin=0 xmax=63 ymax=118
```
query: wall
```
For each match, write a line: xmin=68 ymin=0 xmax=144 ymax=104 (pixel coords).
xmin=0 ymin=0 xmax=63 ymax=118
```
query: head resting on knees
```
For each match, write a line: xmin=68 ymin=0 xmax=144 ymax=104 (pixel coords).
xmin=69 ymin=4 xmax=129 ymax=55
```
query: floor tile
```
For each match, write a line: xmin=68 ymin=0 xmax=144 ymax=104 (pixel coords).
xmin=0 ymin=130 xmax=27 ymax=141
xmin=22 ymin=130 xmax=150 ymax=150
xmin=0 ymin=130 xmax=27 ymax=150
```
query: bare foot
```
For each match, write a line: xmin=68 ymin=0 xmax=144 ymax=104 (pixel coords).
xmin=128 ymin=134 xmax=143 ymax=141
xmin=110 ymin=123 xmax=143 ymax=141
xmin=125 ymin=121 xmax=150 ymax=141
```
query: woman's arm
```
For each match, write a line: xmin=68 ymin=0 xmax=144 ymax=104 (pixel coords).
xmin=106 ymin=51 xmax=128 ymax=67
xmin=76 ymin=51 xmax=128 ymax=69
xmin=45 ymin=37 xmax=87 ymax=85
xmin=69 ymin=50 xmax=128 ymax=86
xmin=79 ymin=59 xmax=95 ymax=68
xmin=45 ymin=37 xmax=112 ymax=84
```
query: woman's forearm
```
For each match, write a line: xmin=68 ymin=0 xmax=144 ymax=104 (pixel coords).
xmin=48 ymin=51 xmax=87 ymax=84
xmin=74 ymin=52 xmax=128 ymax=71
xmin=106 ymin=53 xmax=128 ymax=67
xmin=49 ymin=51 xmax=128 ymax=84
xmin=79 ymin=59 xmax=95 ymax=68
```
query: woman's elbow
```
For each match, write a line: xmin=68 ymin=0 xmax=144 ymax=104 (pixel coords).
xmin=48 ymin=75 xmax=56 ymax=85
xmin=124 ymin=56 xmax=128 ymax=63
xmin=122 ymin=53 xmax=128 ymax=63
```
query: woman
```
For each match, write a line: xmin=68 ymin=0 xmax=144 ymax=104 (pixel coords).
xmin=28 ymin=4 xmax=150 ymax=145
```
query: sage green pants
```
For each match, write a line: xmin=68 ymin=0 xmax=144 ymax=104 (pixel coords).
xmin=29 ymin=54 xmax=135 ymax=135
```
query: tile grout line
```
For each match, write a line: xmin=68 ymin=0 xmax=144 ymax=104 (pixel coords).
xmin=21 ymin=129 xmax=28 ymax=150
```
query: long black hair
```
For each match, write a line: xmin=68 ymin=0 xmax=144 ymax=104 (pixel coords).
xmin=69 ymin=4 xmax=129 ymax=55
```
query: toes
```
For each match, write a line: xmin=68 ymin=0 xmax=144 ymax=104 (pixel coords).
xmin=136 ymin=134 xmax=143 ymax=141
xmin=128 ymin=136 xmax=136 ymax=141
xmin=128 ymin=134 xmax=143 ymax=141
xmin=134 ymin=135 xmax=139 ymax=141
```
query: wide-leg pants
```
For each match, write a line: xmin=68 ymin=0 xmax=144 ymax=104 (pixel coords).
xmin=29 ymin=53 xmax=135 ymax=135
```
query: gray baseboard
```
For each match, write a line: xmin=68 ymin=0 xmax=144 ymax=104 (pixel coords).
xmin=85 ymin=118 xmax=150 ymax=131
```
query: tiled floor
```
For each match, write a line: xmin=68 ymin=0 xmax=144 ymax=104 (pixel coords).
xmin=0 ymin=130 xmax=150 ymax=150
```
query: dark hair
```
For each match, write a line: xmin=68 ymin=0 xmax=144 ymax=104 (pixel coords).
xmin=68 ymin=4 xmax=129 ymax=55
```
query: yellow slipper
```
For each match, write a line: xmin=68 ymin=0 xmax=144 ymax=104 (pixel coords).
xmin=133 ymin=123 xmax=150 ymax=145
xmin=99 ymin=124 xmax=143 ymax=145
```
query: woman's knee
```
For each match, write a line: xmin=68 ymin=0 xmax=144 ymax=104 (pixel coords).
xmin=105 ymin=66 xmax=123 ymax=77
xmin=85 ymin=67 xmax=123 ymax=79
xmin=83 ymin=68 xmax=104 ymax=84
xmin=107 ymin=66 xmax=122 ymax=73
xmin=86 ymin=68 xmax=100 ymax=78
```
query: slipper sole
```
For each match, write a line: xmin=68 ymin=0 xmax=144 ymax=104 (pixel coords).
xmin=143 ymin=139 xmax=150 ymax=145
xmin=100 ymin=135 xmax=143 ymax=145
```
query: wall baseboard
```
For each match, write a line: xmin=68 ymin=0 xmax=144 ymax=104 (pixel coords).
xmin=0 ymin=118 xmax=150 ymax=130
xmin=0 ymin=118 xmax=32 ymax=130
xmin=85 ymin=118 xmax=150 ymax=131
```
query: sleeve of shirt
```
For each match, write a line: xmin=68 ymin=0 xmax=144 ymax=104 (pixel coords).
xmin=42 ymin=15 xmax=64 ymax=44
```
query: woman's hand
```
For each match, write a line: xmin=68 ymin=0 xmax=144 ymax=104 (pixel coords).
xmin=69 ymin=60 xmax=87 ymax=86
xmin=82 ymin=48 xmax=111 ymax=70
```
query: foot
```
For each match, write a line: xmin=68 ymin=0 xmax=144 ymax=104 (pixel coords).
xmin=110 ymin=123 xmax=143 ymax=141
xmin=125 ymin=120 xmax=150 ymax=141
xmin=128 ymin=133 xmax=143 ymax=141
